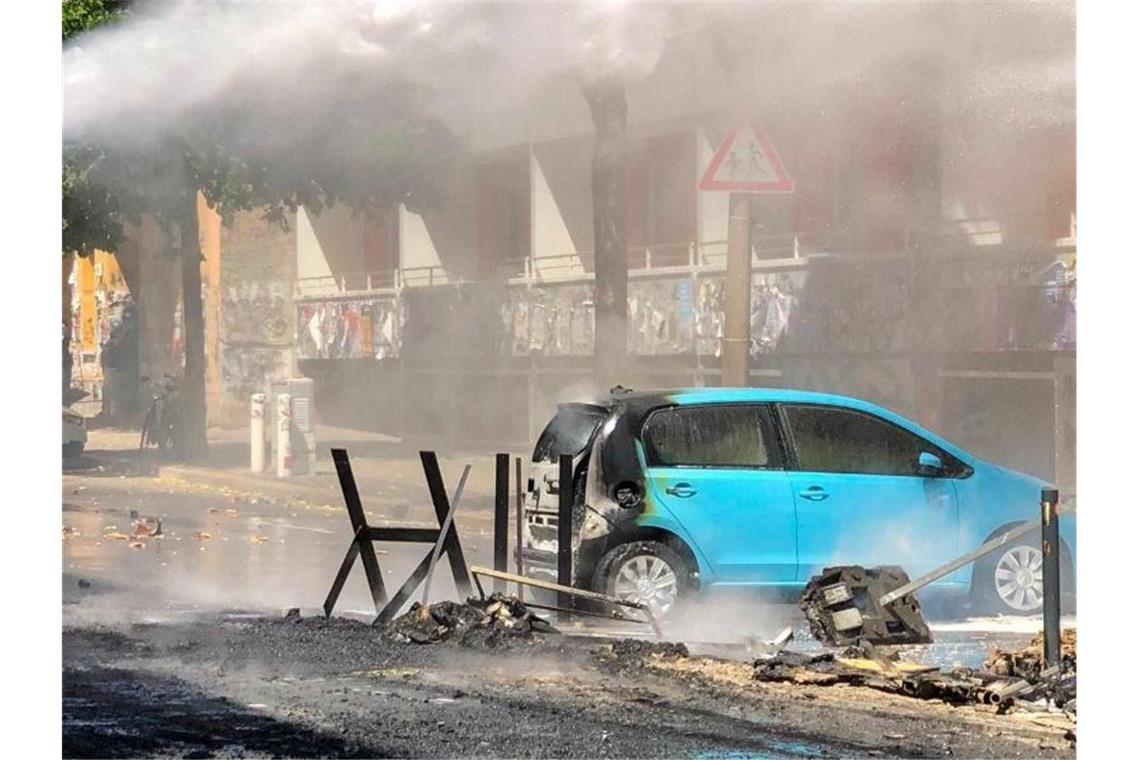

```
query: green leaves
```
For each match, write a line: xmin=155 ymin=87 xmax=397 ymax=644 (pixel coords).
xmin=62 ymin=0 xmax=461 ymax=252
xmin=62 ymin=0 xmax=127 ymax=41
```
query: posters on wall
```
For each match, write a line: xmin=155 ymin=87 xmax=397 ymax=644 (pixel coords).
xmin=296 ymin=298 xmax=404 ymax=360
xmin=292 ymin=257 xmax=1074 ymax=361
xmin=693 ymin=271 xmax=804 ymax=357
xmin=500 ymin=284 xmax=595 ymax=356
xmin=628 ymin=279 xmax=694 ymax=355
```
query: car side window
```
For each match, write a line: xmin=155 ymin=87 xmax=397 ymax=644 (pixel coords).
xmin=643 ymin=405 xmax=775 ymax=468
xmin=780 ymin=404 xmax=937 ymax=476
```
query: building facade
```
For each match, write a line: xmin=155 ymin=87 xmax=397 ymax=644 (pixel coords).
xmin=290 ymin=25 xmax=1076 ymax=493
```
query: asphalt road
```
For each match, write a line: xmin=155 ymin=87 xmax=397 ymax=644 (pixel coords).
xmin=62 ymin=467 xmax=1076 ymax=758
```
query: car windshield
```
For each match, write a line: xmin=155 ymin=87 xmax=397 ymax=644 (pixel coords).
xmin=532 ymin=404 xmax=607 ymax=463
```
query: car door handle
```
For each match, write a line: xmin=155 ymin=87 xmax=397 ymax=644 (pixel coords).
xmin=666 ymin=483 xmax=697 ymax=498
xmin=798 ymin=486 xmax=830 ymax=501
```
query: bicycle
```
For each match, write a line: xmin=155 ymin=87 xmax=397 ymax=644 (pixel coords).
xmin=139 ymin=374 xmax=182 ymax=455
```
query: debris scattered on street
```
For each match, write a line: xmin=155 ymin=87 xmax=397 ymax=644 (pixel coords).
xmin=753 ymin=634 xmax=1077 ymax=718
xmin=131 ymin=518 xmax=162 ymax=537
xmin=386 ymin=593 xmax=558 ymax=648
xmin=248 ymin=534 xmax=270 ymax=544
xmin=192 ymin=531 xmax=212 ymax=541
xmin=987 ymin=628 xmax=1076 ymax=680
xmin=594 ymin=639 xmax=690 ymax=671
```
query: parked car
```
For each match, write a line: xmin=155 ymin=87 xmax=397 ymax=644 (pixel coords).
xmin=521 ymin=388 xmax=1075 ymax=618
xmin=63 ymin=407 xmax=87 ymax=458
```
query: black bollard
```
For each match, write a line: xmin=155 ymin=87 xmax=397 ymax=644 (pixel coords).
xmin=1040 ymin=487 xmax=1062 ymax=669
xmin=558 ymin=454 xmax=573 ymax=621
xmin=493 ymin=453 xmax=510 ymax=592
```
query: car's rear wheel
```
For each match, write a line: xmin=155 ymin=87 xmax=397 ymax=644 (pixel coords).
xmin=593 ymin=540 xmax=696 ymax=618
xmin=972 ymin=537 xmax=1073 ymax=616
xmin=63 ymin=441 xmax=84 ymax=459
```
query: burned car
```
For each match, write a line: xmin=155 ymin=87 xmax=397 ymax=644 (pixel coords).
xmin=520 ymin=388 xmax=1075 ymax=618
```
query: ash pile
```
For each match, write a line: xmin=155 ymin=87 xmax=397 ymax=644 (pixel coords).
xmin=386 ymin=593 xmax=558 ymax=648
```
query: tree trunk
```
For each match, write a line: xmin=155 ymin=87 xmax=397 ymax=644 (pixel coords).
xmin=62 ymin=252 xmax=74 ymax=400
xmin=583 ymin=77 xmax=628 ymax=388
xmin=179 ymin=192 xmax=209 ymax=462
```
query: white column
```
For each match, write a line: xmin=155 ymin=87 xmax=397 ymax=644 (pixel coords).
xmin=276 ymin=393 xmax=292 ymax=477
xmin=250 ymin=393 xmax=266 ymax=473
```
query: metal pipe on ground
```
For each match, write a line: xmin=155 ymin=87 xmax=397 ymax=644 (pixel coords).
xmin=982 ymin=666 xmax=1061 ymax=706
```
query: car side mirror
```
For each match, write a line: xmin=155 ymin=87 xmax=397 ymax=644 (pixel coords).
xmin=917 ymin=451 xmax=943 ymax=477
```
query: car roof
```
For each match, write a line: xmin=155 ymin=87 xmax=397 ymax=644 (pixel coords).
xmin=607 ymin=386 xmax=881 ymax=407
xmin=596 ymin=387 xmax=974 ymax=462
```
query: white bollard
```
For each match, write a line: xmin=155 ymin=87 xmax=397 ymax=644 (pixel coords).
xmin=276 ymin=393 xmax=292 ymax=478
xmin=250 ymin=393 xmax=266 ymax=473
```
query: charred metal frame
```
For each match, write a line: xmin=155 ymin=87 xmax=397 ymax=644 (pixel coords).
xmin=322 ymin=448 xmax=472 ymax=625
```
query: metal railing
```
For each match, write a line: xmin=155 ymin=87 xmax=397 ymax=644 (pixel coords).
xmin=294 ymin=228 xmax=1074 ymax=299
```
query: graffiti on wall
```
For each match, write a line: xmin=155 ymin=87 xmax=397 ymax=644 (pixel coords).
xmin=221 ymin=346 xmax=290 ymax=401
xmin=221 ymin=280 xmax=292 ymax=345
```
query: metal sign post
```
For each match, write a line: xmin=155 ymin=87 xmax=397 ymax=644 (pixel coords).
xmin=699 ymin=118 xmax=793 ymax=388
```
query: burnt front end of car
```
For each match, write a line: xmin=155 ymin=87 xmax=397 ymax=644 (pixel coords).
xmin=519 ymin=402 xmax=610 ymax=587
xmin=520 ymin=394 xmax=666 ymax=592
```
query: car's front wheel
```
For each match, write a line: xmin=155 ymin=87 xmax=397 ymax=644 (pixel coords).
xmin=593 ymin=540 xmax=696 ymax=618
xmin=972 ymin=537 xmax=1072 ymax=616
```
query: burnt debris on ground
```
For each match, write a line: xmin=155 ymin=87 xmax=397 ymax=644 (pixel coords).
xmin=593 ymin=638 xmax=690 ymax=671
xmin=753 ymin=632 xmax=1077 ymax=722
xmin=385 ymin=593 xmax=559 ymax=648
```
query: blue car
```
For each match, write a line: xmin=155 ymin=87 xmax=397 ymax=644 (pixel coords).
xmin=521 ymin=387 xmax=1075 ymax=617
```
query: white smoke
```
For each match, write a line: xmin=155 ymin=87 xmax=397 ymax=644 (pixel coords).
xmin=63 ymin=0 xmax=675 ymax=147
xmin=64 ymin=1 xmax=1073 ymax=150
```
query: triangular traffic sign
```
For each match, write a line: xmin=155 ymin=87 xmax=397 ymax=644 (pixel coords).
xmin=699 ymin=120 xmax=793 ymax=193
